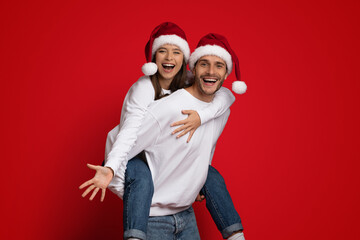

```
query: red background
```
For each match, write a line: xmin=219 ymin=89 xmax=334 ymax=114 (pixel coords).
xmin=1 ymin=0 xmax=359 ymax=239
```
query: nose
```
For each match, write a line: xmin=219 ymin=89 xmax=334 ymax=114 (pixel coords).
xmin=208 ymin=64 xmax=216 ymax=75
xmin=165 ymin=52 xmax=174 ymax=60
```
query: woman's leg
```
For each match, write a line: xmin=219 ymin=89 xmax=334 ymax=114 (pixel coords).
xmin=201 ymin=165 xmax=243 ymax=239
xmin=123 ymin=156 xmax=154 ymax=240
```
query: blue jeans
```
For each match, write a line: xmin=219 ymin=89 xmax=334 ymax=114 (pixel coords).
xmin=201 ymin=166 xmax=243 ymax=239
xmin=123 ymin=157 xmax=154 ymax=240
xmin=147 ymin=207 xmax=200 ymax=240
xmin=124 ymin=160 xmax=243 ymax=239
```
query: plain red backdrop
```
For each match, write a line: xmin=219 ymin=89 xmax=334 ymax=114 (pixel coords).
xmin=1 ymin=0 xmax=359 ymax=239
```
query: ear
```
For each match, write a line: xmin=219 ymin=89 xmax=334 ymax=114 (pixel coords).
xmin=224 ymin=73 xmax=229 ymax=80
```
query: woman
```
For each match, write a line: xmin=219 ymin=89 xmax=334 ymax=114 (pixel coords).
xmin=80 ymin=22 xmax=242 ymax=240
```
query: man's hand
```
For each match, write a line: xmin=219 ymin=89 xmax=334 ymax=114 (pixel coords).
xmin=195 ymin=193 xmax=205 ymax=202
xmin=171 ymin=110 xmax=201 ymax=143
xmin=79 ymin=164 xmax=114 ymax=202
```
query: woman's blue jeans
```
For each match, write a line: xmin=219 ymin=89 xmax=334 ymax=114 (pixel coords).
xmin=123 ymin=158 xmax=243 ymax=240
xmin=123 ymin=157 xmax=154 ymax=240
xmin=200 ymin=166 xmax=243 ymax=239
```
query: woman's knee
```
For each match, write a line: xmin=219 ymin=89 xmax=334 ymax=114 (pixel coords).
xmin=126 ymin=158 xmax=150 ymax=178
xmin=126 ymin=158 xmax=154 ymax=195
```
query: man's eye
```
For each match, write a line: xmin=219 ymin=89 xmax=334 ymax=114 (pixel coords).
xmin=217 ymin=65 xmax=224 ymax=68
xmin=200 ymin=63 xmax=207 ymax=67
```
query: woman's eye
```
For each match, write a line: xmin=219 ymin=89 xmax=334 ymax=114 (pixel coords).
xmin=174 ymin=51 xmax=181 ymax=55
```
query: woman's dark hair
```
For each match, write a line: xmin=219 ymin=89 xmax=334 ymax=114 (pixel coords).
xmin=150 ymin=58 xmax=189 ymax=100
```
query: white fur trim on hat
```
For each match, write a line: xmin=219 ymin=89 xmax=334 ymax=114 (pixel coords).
xmin=142 ymin=62 xmax=158 ymax=76
xmin=152 ymin=35 xmax=190 ymax=62
xmin=189 ymin=45 xmax=233 ymax=74
xmin=232 ymin=80 xmax=247 ymax=94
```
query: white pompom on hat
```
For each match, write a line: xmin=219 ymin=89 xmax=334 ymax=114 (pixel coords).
xmin=142 ymin=22 xmax=190 ymax=76
xmin=189 ymin=33 xmax=247 ymax=94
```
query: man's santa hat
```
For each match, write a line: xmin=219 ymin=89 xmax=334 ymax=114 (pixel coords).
xmin=189 ymin=33 xmax=247 ymax=94
xmin=142 ymin=22 xmax=190 ymax=76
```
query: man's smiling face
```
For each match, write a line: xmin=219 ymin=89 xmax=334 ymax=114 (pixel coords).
xmin=192 ymin=55 xmax=228 ymax=97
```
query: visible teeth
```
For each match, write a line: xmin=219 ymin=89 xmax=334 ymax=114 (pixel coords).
xmin=204 ymin=78 xmax=216 ymax=82
xmin=163 ymin=64 xmax=175 ymax=67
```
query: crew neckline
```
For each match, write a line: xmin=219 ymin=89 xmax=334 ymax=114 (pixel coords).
xmin=182 ymin=89 xmax=211 ymax=106
xmin=162 ymin=88 xmax=171 ymax=95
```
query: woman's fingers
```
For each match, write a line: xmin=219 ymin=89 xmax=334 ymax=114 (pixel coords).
xmin=80 ymin=164 xmax=107 ymax=202
xmin=100 ymin=189 xmax=106 ymax=202
xmin=181 ymin=110 xmax=193 ymax=115
xmin=172 ymin=125 xmax=187 ymax=135
xmin=82 ymin=184 xmax=95 ymax=198
xmin=87 ymin=163 xmax=98 ymax=170
xmin=176 ymin=128 xmax=190 ymax=138
xmin=187 ymin=130 xmax=195 ymax=143
xmin=171 ymin=119 xmax=186 ymax=127
xmin=79 ymin=179 xmax=93 ymax=189
xmin=89 ymin=187 xmax=100 ymax=201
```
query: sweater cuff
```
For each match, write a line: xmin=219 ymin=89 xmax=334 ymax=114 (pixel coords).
xmin=197 ymin=108 xmax=211 ymax=125
xmin=104 ymin=161 xmax=117 ymax=177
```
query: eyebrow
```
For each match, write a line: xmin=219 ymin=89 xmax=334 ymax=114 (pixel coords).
xmin=158 ymin=46 xmax=181 ymax=51
xmin=198 ymin=59 xmax=225 ymax=66
xmin=198 ymin=59 xmax=209 ymax=63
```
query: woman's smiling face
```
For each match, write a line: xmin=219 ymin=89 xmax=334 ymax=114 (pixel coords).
xmin=155 ymin=44 xmax=184 ymax=82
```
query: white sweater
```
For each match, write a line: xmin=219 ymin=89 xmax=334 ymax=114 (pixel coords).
xmin=105 ymin=76 xmax=234 ymax=181
xmin=107 ymin=89 xmax=230 ymax=216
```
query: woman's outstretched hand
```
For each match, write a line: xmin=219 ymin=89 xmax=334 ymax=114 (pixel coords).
xmin=79 ymin=164 xmax=114 ymax=202
xmin=171 ymin=110 xmax=201 ymax=143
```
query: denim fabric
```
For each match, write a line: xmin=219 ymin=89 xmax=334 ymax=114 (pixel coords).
xmin=123 ymin=157 xmax=154 ymax=240
xmin=147 ymin=207 xmax=200 ymax=240
xmin=122 ymin=160 xmax=243 ymax=239
xmin=200 ymin=165 xmax=243 ymax=239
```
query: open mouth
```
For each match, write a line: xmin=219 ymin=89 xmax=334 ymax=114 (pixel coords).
xmin=162 ymin=63 xmax=175 ymax=71
xmin=203 ymin=78 xmax=217 ymax=83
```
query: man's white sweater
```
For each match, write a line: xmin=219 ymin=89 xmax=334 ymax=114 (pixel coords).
xmin=105 ymin=76 xmax=234 ymax=196
xmin=106 ymin=88 xmax=230 ymax=216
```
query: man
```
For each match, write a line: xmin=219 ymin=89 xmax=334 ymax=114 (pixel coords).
xmin=80 ymin=33 xmax=247 ymax=240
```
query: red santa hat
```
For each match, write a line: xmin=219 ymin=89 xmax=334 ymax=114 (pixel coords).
xmin=142 ymin=22 xmax=190 ymax=76
xmin=189 ymin=33 xmax=247 ymax=94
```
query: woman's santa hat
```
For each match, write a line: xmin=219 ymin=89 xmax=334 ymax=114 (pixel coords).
xmin=189 ymin=33 xmax=247 ymax=94
xmin=142 ymin=22 xmax=190 ymax=76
